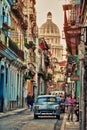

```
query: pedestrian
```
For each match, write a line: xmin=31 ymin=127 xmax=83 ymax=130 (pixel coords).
xmin=65 ymin=96 xmax=68 ymax=113
xmin=26 ymin=92 xmax=32 ymax=109
xmin=30 ymin=96 xmax=34 ymax=111
xmin=74 ymin=96 xmax=79 ymax=121
xmin=67 ymin=94 xmax=74 ymax=121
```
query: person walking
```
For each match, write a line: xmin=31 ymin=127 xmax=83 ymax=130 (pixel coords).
xmin=67 ymin=94 xmax=74 ymax=121
xmin=65 ymin=96 xmax=68 ymax=113
xmin=74 ymin=97 xmax=79 ymax=121
xmin=26 ymin=92 xmax=32 ymax=109
xmin=30 ymin=96 xmax=34 ymax=111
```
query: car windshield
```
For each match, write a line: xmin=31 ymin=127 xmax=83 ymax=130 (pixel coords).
xmin=36 ymin=97 xmax=57 ymax=104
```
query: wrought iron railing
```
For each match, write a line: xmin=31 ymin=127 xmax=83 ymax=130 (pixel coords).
xmin=9 ymin=38 xmax=18 ymax=55
xmin=9 ymin=38 xmax=24 ymax=61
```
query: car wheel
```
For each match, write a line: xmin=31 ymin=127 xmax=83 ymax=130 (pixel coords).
xmin=34 ymin=114 xmax=38 ymax=119
xmin=56 ymin=115 xmax=60 ymax=120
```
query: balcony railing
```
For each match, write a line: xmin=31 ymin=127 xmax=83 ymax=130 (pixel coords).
xmin=9 ymin=39 xmax=24 ymax=61
xmin=9 ymin=39 xmax=18 ymax=55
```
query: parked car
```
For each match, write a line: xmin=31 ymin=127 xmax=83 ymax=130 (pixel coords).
xmin=56 ymin=97 xmax=65 ymax=113
xmin=33 ymin=95 xmax=61 ymax=119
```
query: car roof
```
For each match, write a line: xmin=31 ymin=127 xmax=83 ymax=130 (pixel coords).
xmin=37 ymin=95 xmax=56 ymax=98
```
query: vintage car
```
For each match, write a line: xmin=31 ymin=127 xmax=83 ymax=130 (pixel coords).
xmin=33 ymin=95 xmax=61 ymax=119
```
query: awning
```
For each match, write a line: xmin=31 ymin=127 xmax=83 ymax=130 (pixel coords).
xmin=0 ymin=48 xmax=17 ymax=61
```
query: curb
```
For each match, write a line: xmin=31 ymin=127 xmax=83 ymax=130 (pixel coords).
xmin=0 ymin=108 xmax=27 ymax=119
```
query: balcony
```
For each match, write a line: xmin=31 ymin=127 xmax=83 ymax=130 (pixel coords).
xmin=9 ymin=39 xmax=24 ymax=61
xmin=2 ymin=22 xmax=14 ymax=32
xmin=39 ymin=38 xmax=49 ymax=50
xmin=24 ymin=41 xmax=35 ymax=49
xmin=24 ymin=68 xmax=36 ymax=81
xmin=9 ymin=39 xmax=18 ymax=55
xmin=12 ymin=0 xmax=24 ymax=20
xmin=62 ymin=3 xmax=81 ymax=55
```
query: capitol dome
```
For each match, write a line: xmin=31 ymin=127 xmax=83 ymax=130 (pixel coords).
xmin=39 ymin=12 xmax=60 ymax=45
xmin=39 ymin=12 xmax=63 ymax=62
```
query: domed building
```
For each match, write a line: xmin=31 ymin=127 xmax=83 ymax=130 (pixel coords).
xmin=39 ymin=12 xmax=63 ymax=61
xmin=38 ymin=12 xmax=65 ymax=92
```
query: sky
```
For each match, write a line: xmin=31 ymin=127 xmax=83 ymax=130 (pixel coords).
xmin=36 ymin=0 xmax=67 ymax=46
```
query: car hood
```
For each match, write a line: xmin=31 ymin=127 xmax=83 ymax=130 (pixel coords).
xmin=35 ymin=102 xmax=58 ymax=109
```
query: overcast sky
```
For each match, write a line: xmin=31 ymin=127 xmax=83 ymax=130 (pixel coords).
xmin=36 ymin=0 xmax=67 ymax=46
xmin=36 ymin=0 xmax=68 ymax=35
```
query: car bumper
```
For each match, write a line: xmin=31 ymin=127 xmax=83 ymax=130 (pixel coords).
xmin=34 ymin=110 xmax=60 ymax=116
xmin=34 ymin=113 xmax=59 ymax=116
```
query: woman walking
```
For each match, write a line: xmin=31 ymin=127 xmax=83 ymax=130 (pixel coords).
xmin=67 ymin=94 xmax=74 ymax=121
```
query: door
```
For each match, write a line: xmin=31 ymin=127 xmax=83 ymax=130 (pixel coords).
xmin=0 ymin=66 xmax=4 ymax=112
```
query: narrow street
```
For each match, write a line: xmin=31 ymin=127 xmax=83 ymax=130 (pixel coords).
xmin=0 ymin=109 xmax=64 ymax=130
xmin=0 ymin=0 xmax=86 ymax=130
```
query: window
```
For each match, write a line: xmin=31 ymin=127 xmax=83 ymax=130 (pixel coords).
xmin=37 ymin=97 xmax=57 ymax=104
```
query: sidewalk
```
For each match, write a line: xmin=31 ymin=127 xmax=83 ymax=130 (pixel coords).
xmin=0 ymin=107 xmax=27 ymax=118
xmin=60 ymin=113 xmax=80 ymax=130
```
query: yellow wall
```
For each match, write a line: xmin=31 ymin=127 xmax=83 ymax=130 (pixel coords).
xmin=27 ymin=80 xmax=33 ymax=96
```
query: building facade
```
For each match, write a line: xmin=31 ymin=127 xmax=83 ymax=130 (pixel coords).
xmin=0 ymin=0 xmax=37 ymax=111
xmin=63 ymin=0 xmax=87 ymax=130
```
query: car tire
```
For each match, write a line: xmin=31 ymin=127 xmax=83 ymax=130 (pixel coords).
xmin=56 ymin=115 xmax=60 ymax=120
xmin=34 ymin=114 xmax=38 ymax=119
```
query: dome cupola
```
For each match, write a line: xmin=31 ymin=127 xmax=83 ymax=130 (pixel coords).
xmin=47 ymin=12 xmax=52 ymax=21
